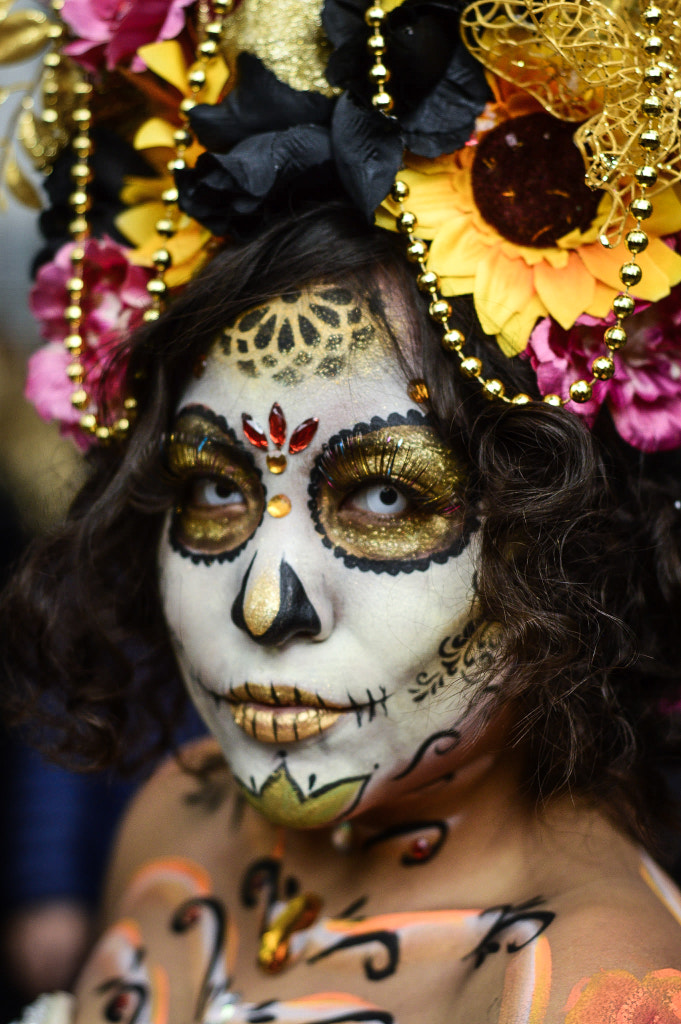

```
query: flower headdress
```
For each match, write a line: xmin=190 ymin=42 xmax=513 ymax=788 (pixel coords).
xmin=3 ymin=0 xmax=681 ymax=451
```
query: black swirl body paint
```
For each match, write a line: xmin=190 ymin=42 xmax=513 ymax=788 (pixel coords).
xmin=307 ymin=930 xmax=400 ymax=981
xmin=171 ymin=895 xmax=230 ymax=1018
xmin=465 ymin=897 xmax=555 ymax=969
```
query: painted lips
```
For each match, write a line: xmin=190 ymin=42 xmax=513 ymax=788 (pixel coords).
xmin=227 ymin=683 xmax=345 ymax=743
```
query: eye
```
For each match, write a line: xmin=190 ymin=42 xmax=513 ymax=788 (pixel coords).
xmin=344 ymin=483 xmax=411 ymax=516
xmin=190 ymin=478 xmax=246 ymax=509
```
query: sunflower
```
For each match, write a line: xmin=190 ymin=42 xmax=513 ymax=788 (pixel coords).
xmin=378 ymin=127 xmax=681 ymax=355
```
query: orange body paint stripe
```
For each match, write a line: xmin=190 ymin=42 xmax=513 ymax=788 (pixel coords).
xmin=128 ymin=855 xmax=214 ymax=895
xmin=497 ymin=935 xmax=552 ymax=1024
xmin=325 ymin=908 xmax=482 ymax=935
xmin=150 ymin=965 xmax=170 ymax=1024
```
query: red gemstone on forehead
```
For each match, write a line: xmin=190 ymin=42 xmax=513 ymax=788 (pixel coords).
xmin=409 ymin=837 xmax=433 ymax=861
xmin=288 ymin=417 xmax=319 ymax=454
xmin=242 ymin=413 xmax=268 ymax=449
xmin=269 ymin=403 xmax=287 ymax=447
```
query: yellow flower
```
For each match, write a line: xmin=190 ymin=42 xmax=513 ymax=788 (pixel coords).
xmin=378 ymin=146 xmax=681 ymax=355
xmin=115 ymin=40 xmax=228 ymax=288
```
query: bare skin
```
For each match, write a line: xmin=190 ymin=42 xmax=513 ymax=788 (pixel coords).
xmin=77 ymin=736 xmax=681 ymax=1024
xmin=71 ymin=289 xmax=681 ymax=1023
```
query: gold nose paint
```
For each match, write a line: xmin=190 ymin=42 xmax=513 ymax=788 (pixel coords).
xmin=243 ymin=567 xmax=281 ymax=636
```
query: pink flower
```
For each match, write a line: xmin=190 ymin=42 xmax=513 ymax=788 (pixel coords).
xmin=61 ymin=0 xmax=194 ymax=73
xmin=27 ymin=237 xmax=152 ymax=447
xmin=526 ymin=285 xmax=681 ymax=452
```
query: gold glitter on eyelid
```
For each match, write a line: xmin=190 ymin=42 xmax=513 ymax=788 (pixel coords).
xmin=319 ymin=426 xmax=466 ymax=507
xmin=168 ymin=414 xmax=265 ymax=556
xmin=317 ymin=425 xmax=466 ymax=562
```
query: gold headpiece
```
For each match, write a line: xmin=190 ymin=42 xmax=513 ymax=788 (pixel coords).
xmin=3 ymin=0 xmax=681 ymax=449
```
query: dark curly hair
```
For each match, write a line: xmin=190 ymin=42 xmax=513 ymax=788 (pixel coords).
xmin=3 ymin=201 xmax=681 ymax=848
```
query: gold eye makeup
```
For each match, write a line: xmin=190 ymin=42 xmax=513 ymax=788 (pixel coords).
xmin=308 ymin=412 xmax=470 ymax=574
xmin=166 ymin=405 xmax=265 ymax=563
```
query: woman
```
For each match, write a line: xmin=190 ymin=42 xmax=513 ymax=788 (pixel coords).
xmin=3 ymin=0 xmax=681 ymax=1020
xmin=3 ymin=202 xmax=681 ymax=1022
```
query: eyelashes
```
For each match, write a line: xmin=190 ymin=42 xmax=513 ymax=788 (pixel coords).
xmin=165 ymin=413 xmax=265 ymax=562
xmin=309 ymin=422 xmax=469 ymax=570
xmin=317 ymin=432 xmax=462 ymax=515
xmin=164 ymin=408 xmax=469 ymax=571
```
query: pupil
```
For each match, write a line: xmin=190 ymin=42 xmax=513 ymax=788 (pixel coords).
xmin=215 ymin=483 xmax=232 ymax=498
xmin=380 ymin=486 xmax=399 ymax=506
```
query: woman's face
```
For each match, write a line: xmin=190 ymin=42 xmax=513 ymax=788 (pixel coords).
xmin=158 ymin=285 xmax=485 ymax=828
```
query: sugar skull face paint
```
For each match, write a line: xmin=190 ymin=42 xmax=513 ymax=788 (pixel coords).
xmin=158 ymin=288 xmax=484 ymax=830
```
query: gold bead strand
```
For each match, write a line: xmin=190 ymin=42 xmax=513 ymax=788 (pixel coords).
xmin=143 ymin=0 xmax=234 ymax=325
xmin=569 ymin=2 xmax=667 ymax=407
xmin=63 ymin=74 xmax=101 ymax=438
xmin=365 ymin=4 xmax=394 ymax=114
xmin=39 ymin=5 xmax=68 ymax=164
xmin=390 ymin=180 xmax=534 ymax=405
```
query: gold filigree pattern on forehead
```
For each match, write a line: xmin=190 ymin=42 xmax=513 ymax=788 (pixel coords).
xmin=461 ymin=0 xmax=681 ymax=243
xmin=217 ymin=288 xmax=386 ymax=386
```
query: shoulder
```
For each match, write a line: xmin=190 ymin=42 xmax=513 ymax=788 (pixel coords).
xmin=538 ymin=872 xmax=681 ymax=1023
xmin=102 ymin=736 xmax=231 ymax=921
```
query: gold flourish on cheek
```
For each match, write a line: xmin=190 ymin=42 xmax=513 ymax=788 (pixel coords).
xmin=166 ymin=410 xmax=265 ymax=558
xmin=313 ymin=424 xmax=468 ymax=565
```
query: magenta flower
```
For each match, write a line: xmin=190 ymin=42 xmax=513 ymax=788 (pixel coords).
xmin=526 ymin=286 xmax=681 ymax=452
xmin=61 ymin=0 xmax=195 ymax=73
xmin=27 ymin=237 xmax=152 ymax=448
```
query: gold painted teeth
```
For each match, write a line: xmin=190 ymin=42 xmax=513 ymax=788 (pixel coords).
xmin=230 ymin=704 xmax=342 ymax=743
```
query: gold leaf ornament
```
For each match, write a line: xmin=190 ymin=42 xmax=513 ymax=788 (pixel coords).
xmin=0 ymin=10 xmax=56 ymax=65
xmin=4 ymin=145 xmax=42 ymax=208
xmin=460 ymin=0 xmax=681 ymax=242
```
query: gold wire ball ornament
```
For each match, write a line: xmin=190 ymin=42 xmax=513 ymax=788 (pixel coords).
xmin=383 ymin=0 xmax=671 ymax=408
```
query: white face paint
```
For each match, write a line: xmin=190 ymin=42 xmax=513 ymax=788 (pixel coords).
xmin=158 ymin=287 xmax=481 ymax=829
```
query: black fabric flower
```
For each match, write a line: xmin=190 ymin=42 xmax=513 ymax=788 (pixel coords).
xmin=323 ymin=0 xmax=492 ymax=158
xmin=178 ymin=52 xmax=402 ymax=230
xmin=176 ymin=4 xmax=491 ymax=234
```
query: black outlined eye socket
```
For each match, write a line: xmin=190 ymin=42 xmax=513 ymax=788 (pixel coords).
xmin=166 ymin=406 xmax=265 ymax=563
xmin=308 ymin=412 xmax=471 ymax=575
